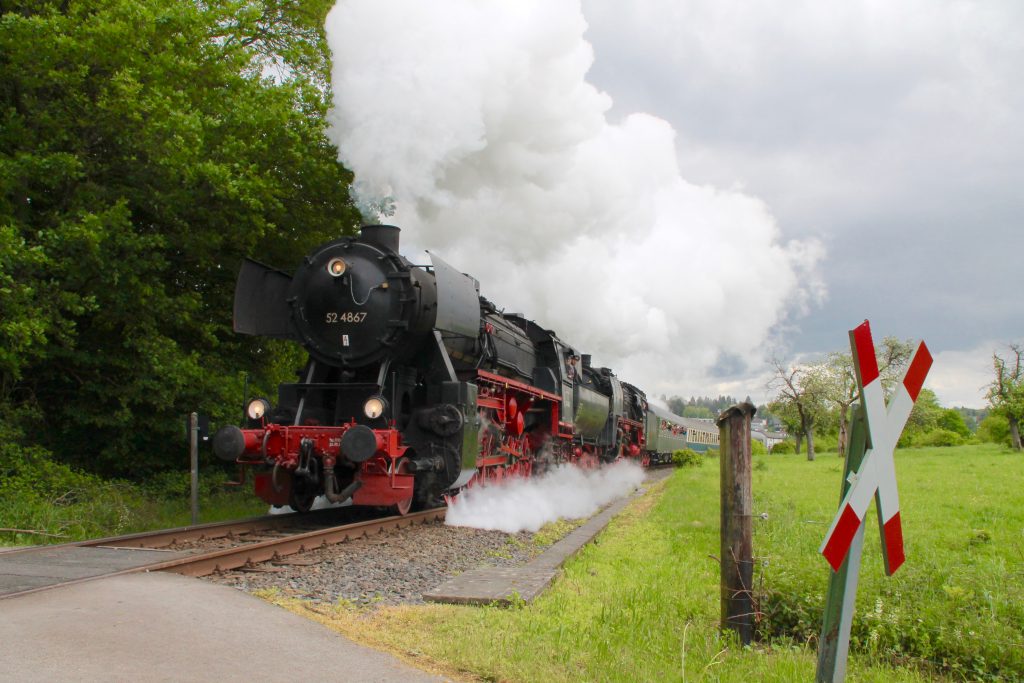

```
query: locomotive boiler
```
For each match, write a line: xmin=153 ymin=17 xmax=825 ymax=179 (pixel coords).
xmin=213 ymin=225 xmax=651 ymax=513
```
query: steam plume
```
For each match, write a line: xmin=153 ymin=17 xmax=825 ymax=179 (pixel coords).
xmin=324 ymin=0 xmax=824 ymax=395
xmin=445 ymin=461 xmax=646 ymax=533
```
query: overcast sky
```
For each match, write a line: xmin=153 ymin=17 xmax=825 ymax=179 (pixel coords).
xmin=579 ymin=0 xmax=1023 ymax=407
xmin=325 ymin=0 xmax=1022 ymax=409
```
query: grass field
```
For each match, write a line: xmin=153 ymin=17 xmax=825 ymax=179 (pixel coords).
xmin=264 ymin=444 xmax=1023 ymax=682
xmin=0 ymin=479 xmax=267 ymax=545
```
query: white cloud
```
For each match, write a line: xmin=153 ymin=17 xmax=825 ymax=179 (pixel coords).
xmin=929 ymin=344 xmax=999 ymax=409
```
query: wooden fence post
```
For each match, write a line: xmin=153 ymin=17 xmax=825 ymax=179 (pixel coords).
xmin=717 ymin=401 xmax=756 ymax=645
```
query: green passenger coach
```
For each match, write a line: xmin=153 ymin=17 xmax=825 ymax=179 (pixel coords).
xmin=644 ymin=404 xmax=720 ymax=463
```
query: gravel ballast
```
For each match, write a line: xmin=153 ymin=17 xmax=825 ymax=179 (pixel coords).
xmin=203 ymin=521 xmax=549 ymax=606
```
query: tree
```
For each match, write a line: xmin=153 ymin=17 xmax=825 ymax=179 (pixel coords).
xmin=897 ymin=388 xmax=943 ymax=447
xmin=0 ymin=0 xmax=361 ymax=477
xmin=977 ymin=414 xmax=1011 ymax=445
xmin=937 ymin=409 xmax=971 ymax=438
xmin=822 ymin=337 xmax=914 ymax=458
xmin=767 ymin=359 xmax=830 ymax=461
xmin=986 ymin=344 xmax=1024 ymax=451
xmin=663 ymin=395 xmax=738 ymax=419
xmin=767 ymin=398 xmax=806 ymax=454
xmin=682 ymin=405 xmax=714 ymax=419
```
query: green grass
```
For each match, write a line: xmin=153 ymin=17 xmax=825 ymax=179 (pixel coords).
xmin=265 ymin=444 xmax=1022 ymax=682
xmin=755 ymin=444 xmax=1023 ymax=680
xmin=0 ymin=476 xmax=267 ymax=545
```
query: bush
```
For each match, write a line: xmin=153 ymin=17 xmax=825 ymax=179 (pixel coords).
xmin=671 ymin=448 xmax=702 ymax=467
xmin=977 ymin=414 xmax=1011 ymax=446
xmin=0 ymin=408 xmax=263 ymax=545
xmin=913 ymin=428 xmax=967 ymax=448
xmin=770 ymin=440 xmax=796 ymax=454
xmin=0 ymin=437 xmax=140 ymax=543
xmin=938 ymin=409 xmax=971 ymax=437
xmin=751 ymin=439 xmax=767 ymax=456
xmin=0 ymin=414 xmax=103 ymax=504
xmin=813 ymin=433 xmax=838 ymax=452
xmin=141 ymin=468 xmax=233 ymax=499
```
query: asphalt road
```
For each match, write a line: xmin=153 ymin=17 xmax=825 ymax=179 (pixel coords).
xmin=0 ymin=572 xmax=448 ymax=682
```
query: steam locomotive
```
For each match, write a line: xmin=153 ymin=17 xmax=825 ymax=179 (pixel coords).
xmin=213 ymin=225 xmax=680 ymax=514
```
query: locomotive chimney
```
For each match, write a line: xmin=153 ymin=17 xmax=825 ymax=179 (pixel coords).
xmin=360 ymin=224 xmax=401 ymax=253
xmin=581 ymin=354 xmax=592 ymax=369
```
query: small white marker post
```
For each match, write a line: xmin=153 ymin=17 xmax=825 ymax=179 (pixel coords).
xmin=189 ymin=412 xmax=200 ymax=526
xmin=815 ymin=321 xmax=932 ymax=682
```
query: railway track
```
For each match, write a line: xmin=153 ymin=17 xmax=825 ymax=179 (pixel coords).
xmin=0 ymin=507 xmax=445 ymax=599
xmin=77 ymin=505 xmax=388 ymax=551
xmin=132 ymin=507 xmax=445 ymax=577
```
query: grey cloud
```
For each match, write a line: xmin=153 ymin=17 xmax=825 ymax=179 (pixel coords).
xmin=582 ymin=0 xmax=1024 ymax=377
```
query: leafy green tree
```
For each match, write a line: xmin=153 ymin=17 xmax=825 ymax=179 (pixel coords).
xmin=986 ymin=344 xmax=1024 ymax=451
xmin=767 ymin=398 xmax=805 ymax=454
xmin=897 ymin=388 xmax=943 ymax=447
xmin=681 ymin=404 xmax=714 ymax=419
xmin=0 ymin=0 xmax=360 ymax=477
xmin=768 ymin=359 xmax=830 ymax=461
xmin=937 ymin=409 xmax=971 ymax=438
xmin=977 ymin=414 xmax=1010 ymax=445
xmin=664 ymin=395 xmax=738 ymax=419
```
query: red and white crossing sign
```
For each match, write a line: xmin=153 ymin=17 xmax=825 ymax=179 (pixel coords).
xmin=819 ymin=321 xmax=932 ymax=574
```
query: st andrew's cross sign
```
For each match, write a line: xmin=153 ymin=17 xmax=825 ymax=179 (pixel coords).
xmin=816 ymin=321 xmax=932 ymax=682
xmin=820 ymin=321 xmax=932 ymax=574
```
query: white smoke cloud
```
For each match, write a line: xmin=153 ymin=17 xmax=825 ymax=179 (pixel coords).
xmin=445 ymin=461 xmax=646 ymax=533
xmin=324 ymin=0 xmax=825 ymax=397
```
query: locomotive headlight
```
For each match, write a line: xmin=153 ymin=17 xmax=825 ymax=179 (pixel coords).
xmin=326 ymin=257 xmax=347 ymax=277
xmin=363 ymin=396 xmax=387 ymax=419
xmin=246 ymin=398 xmax=271 ymax=421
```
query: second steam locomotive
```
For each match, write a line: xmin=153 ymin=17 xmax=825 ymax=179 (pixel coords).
xmin=213 ymin=225 xmax=683 ymax=513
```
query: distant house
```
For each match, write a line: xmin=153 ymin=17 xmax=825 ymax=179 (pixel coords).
xmin=752 ymin=427 xmax=787 ymax=450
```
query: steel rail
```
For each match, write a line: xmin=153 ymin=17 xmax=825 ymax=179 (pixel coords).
xmin=81 ymin=508 xmax=346 ymax=549
xmin=146 ymin=507 xmax=446 ymax=577
xmin=0 ymin=509 xmax=321 ymax=557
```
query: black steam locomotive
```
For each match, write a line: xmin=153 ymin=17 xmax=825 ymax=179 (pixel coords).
xmin=213 ymin=225 xmax=661 ymax=513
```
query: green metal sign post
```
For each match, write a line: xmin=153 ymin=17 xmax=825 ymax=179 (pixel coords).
xmin=816 ymin=403 xmax=867 ymax=682
xmin=815 ymin=320 xmax=932 ymax=682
